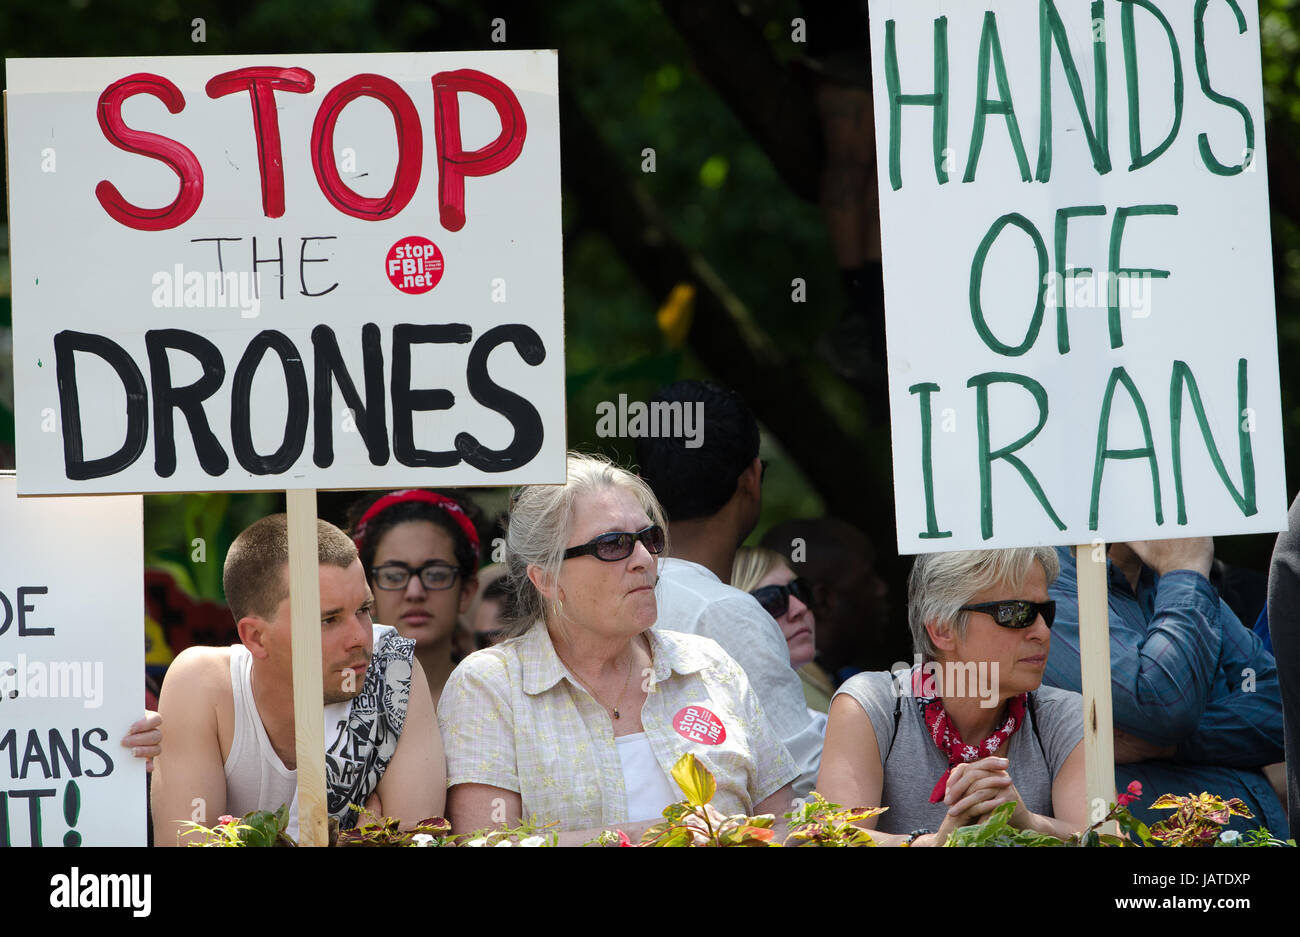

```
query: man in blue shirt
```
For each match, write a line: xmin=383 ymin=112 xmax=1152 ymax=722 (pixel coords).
xmin=1046 ymin=538 xmax=1287 ymax=837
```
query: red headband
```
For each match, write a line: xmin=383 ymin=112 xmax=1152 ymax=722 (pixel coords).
xmin=353 ymin=490 xmax=481 ymax=566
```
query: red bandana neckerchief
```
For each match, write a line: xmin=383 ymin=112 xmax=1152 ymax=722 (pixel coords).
xmin=911 ymin=668 xmax=1028 ymax=803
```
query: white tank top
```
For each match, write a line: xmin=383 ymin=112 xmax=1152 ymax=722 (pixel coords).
xmin=224 ymin=645 xmax=348 ymax=840
xmin=615 ymin=732 xmax=680 ymax=823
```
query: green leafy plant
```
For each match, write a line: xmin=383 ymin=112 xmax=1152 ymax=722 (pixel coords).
xmin=1147 ymin=792 xmax=1254 ymax=847
xmin=1060 ymin=781 xmax=1154 ymax=847
xmin=638 ymin=753 xmax=777 ymax=846
xmin=333 ymin=807 xmax=454 ymax=847
xmin=1217 ymin=827 xmax=1293 ymax=847
xmin=783 ymin=793 xmax=886 ymax=847
xmin=457 ymin=816 xmax=559 ymax=847
xmin=179 ymin=804 xmax=457 ymax=847
xmin=941 ymin=781 xmax=1292 ymax=848
xmin=942 ymin=802 xmax=1068 ymax=847
xmin=944 ymin=781 xmax=1148 ymax=847
xmin=180 ymin=805 xmax=295 ymax=847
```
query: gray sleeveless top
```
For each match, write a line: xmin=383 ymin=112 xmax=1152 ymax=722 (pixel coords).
xmin=835 ymin=668 xmax=1083 ymax=835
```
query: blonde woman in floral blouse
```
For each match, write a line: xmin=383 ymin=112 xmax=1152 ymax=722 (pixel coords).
xmin=438 ymin=453 xmax=797 ymax=844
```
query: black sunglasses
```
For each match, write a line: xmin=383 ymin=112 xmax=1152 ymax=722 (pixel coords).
xmin=958 ymin=600 xmax=1055 ymax=629
xmin=750 ymin=577 xmax=814 ymax=619
xmin=563 ymin=525 xmax=666 ymax=562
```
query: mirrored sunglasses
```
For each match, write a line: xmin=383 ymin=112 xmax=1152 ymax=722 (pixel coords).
xmin=958 ymin=599 xmax=1056 ymax=629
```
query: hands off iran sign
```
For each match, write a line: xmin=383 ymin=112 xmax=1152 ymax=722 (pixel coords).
xmin=869 ymin=1 xmax=1287 ymax=552
xmin=6 ymin=52 xmax=563 ymax=494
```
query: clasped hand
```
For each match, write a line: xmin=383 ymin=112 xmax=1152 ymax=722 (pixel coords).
xmin=932 ymin=757 xmax=1033 ymax=843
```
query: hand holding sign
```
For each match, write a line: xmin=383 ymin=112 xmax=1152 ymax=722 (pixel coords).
xmin=121 ymin=712 xmax=162 ymax=773
xmin=1115 ymin=536 xmax=1214 ymax=579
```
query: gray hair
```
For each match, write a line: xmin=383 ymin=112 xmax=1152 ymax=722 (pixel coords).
xmin=500 ymin=451 xmax=669 ymax=638
xmin=907 ymin=548 xmax=1060 ymax=659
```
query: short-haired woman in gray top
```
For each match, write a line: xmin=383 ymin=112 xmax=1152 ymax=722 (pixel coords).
xmin=818 ymin=548 xmax=1087 ymax=846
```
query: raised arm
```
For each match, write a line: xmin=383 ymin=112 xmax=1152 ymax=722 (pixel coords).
xmin=1047 ymin=547 xmax=1223 ymax=745
xmin=150 ymin=648 xmax=229 ymax=847
xmin=373 ymin=658 xmax=445 ymax=826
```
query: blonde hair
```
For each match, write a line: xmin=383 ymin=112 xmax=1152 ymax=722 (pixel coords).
xmin=907 ymin=547 xmax=1059 ymax=659
xmin=731 ymin=546 xmax=785 ymax=594
xmin=501 ymin=452 xmax=669 ymax=638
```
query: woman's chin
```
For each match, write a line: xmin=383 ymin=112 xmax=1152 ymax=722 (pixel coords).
xmin=396 ymin=620 xmax=449 ymax=647
xmin=786 ymin=634 xmax=816 ymax=670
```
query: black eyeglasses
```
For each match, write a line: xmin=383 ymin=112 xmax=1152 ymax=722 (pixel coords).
xmin=563 ymin=525 xmax=665 ymax=562
xmin=750 ymin=577 xmax=814 ymax=619
xmin=958 ymin=600 xmax=1055 ymax=629
xmin=371 ymin=561 xmax=461 ymax=591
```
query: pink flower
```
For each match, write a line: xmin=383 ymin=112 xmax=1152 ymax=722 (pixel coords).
xmin=217 ymin=815 xmax=237 ymax=825
xmin=1116 ymin=781 xmax=1143 ymax=807
xmin=616 ymin=830 xmax=634 ymax=847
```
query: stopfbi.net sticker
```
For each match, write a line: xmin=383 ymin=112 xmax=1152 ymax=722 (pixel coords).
xmin=673 ymin=706 xmax=726 ymax=745
xmin=386 ymin=236 xmax=444 ymax=294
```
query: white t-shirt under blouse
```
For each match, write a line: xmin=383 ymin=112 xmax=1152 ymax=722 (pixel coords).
xmin=615 ymin=731 xmax=681 ymax=822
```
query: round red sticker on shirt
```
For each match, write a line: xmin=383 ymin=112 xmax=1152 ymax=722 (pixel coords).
xmin=386 ymin=236 xmax=444 ymax=294
xmin=672 ymin=706 xmax=727 ymax=745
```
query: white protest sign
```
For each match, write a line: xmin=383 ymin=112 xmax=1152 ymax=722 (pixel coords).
xmin=869 ymin=1 xmax=1286 ymax=552
xmin=6 ymin=51 xmax=564 ymax=495
xmin=0 ymin=473 xmax=145 ymax=846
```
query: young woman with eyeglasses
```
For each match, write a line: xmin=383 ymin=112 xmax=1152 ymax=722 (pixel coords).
xmin=438 ymin=452 xmax=797 ymax=844
xmin=817 ymin=548 xmax=1088 ymax=846
xmin=346 ymin=489 xmax=482 ymax=710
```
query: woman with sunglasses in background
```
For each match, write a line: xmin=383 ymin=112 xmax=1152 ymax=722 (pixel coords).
xmin=817 ymin=548 xmax=1087 ymax=846
xmin=347 ymin=489 xmax=483 ymax=710
xmin=438 ymin=452 xmax=797 ymax=844
xmin=732 ymin=547 xmax=832 ymax=731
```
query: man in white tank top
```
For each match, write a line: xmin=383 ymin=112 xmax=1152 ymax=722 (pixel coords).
xmin=150 ymin=514 xmax=445 ymax=846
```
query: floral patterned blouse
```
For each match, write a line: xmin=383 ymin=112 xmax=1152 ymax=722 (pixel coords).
xmin=438 ymin=622 xmax=798 ymax=831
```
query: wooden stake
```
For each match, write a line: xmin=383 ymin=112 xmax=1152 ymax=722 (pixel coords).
xmin=1075 ymin=543 xmax=1117 ymax=834
xmin=287 ymin=489 xmax=327 ymax=847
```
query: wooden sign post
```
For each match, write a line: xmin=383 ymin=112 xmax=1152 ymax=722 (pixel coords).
xmin=286 ymin=489 xmax=326 ymax=847
xmin=1075 ymin=543 xmax=1116 ymax=832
